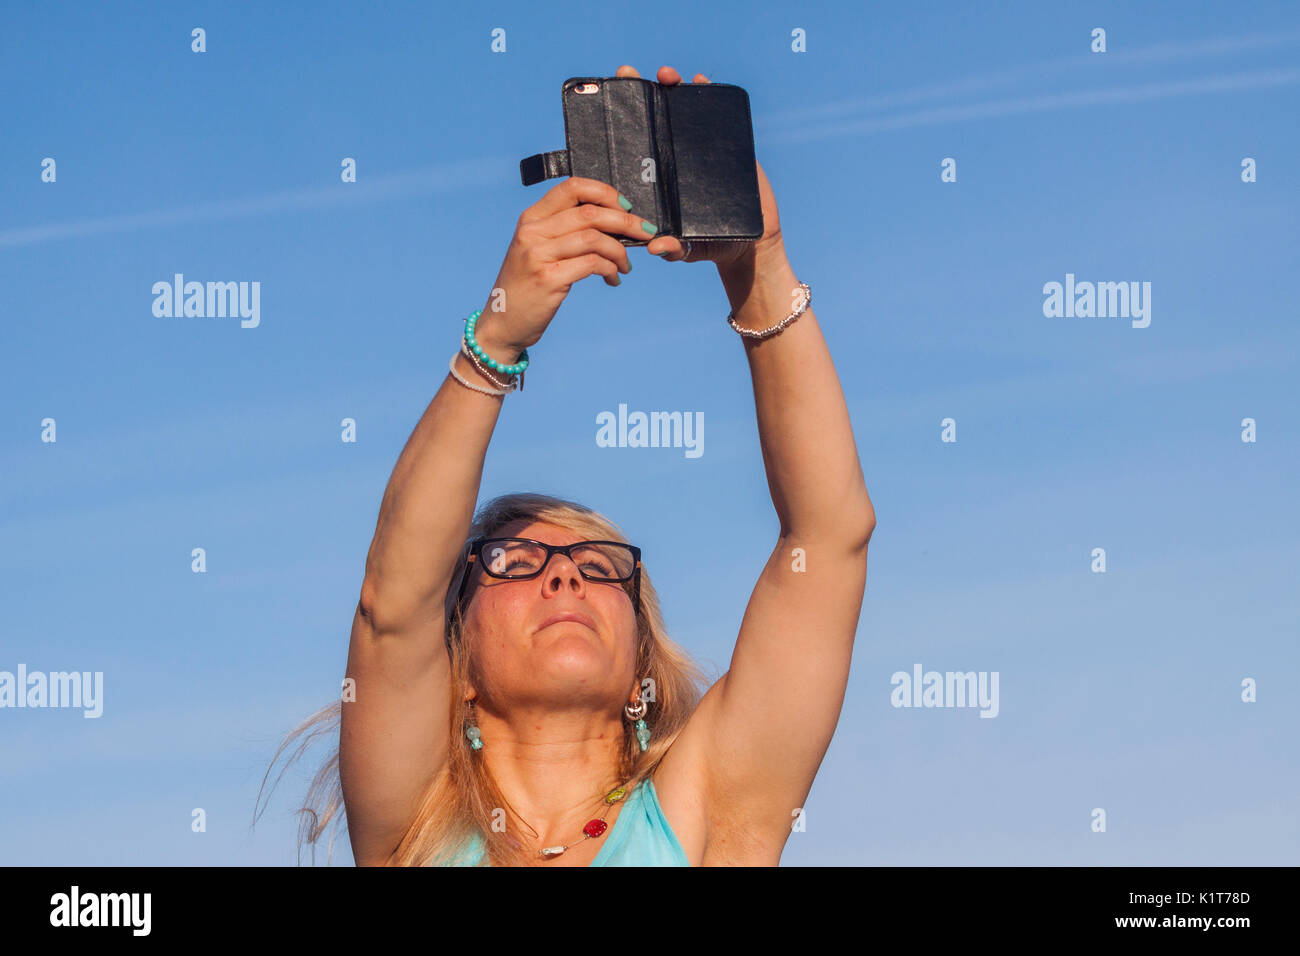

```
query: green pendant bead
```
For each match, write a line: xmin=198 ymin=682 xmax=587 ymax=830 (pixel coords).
xmin=604 ymin=786 xmax=627 ymax=805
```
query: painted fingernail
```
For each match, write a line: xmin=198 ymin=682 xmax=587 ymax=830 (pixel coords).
xmin=612 ymin=275 xmax=622 ymax=286
xmin=641 ymin=220 xmax=658 ymax=235
xmin=618 ymin=193 xmax=632 ymax=211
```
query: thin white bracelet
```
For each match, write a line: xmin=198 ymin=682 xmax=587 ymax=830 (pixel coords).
xmin=727 ymin=281 xmax=812 ymax=339
xmin=448 ymin=354 xmax=511 ymax=397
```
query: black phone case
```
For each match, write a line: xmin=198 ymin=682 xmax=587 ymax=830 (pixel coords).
xmin=520 ymin=76 xmax=763 ymax=246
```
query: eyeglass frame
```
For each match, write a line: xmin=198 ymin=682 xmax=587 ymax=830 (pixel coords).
xmin=453 ymin=536 xmax=642 ymax=614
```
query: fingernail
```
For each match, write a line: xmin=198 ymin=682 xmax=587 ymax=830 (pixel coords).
xmin=641 ymin=220 xmax=658 ymax=235
xmin=618 ymin=193 xmax=632 ymax=211
xmin=624 ymin=259 xmax=633 ymax=273
xmin=612 ymin=275 xmax=622 ymax=286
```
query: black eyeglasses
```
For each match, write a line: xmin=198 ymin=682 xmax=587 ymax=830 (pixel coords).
xmin=454 ymin=536 xmax=642 ymax=612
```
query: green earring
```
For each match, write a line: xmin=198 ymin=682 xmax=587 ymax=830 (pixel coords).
xmin=465 ymin=698 xmax=482 ymax=751
xmin=625 ymin=697 xmax=651 ymax=752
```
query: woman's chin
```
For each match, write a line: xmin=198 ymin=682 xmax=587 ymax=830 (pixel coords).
xmin=535 ymin=632 xmax=608 ymax=675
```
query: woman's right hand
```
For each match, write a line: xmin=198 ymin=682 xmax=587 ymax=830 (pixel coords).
xmin=474 ymin=177 xmax=658 ymax=356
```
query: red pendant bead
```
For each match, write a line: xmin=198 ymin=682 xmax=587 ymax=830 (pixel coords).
xmin=583 ymin=819 xmax=608 ymax=839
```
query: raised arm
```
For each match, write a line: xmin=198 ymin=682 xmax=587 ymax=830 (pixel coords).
xmin=627 ymin=86 xmax=875 ymax=857
xmin=341 ymin=178 xmax=650 ymax=865
xmin=340 ymin=320 xmax=507 ymax=866
xmin=702 ymin=234 xmax=876 ymax=853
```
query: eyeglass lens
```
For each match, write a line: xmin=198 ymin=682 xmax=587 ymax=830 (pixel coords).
xmin=482 ymin=539 xmax=635 ymax=580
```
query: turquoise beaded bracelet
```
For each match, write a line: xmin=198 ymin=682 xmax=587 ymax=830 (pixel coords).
xmin=464 ymin=309 xmax=529 ymax=375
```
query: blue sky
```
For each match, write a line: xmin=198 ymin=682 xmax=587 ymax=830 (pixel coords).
xmin=2 ymin=1 xmax=1297 ymax=865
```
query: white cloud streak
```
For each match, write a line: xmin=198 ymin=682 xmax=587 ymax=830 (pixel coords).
xmin=763 ymin=68 xmax=1300 ymax=143
xmin=762 ymin=30 xmax=1300 ymax=125
xmin=0 ymin=157 xmax=512 ymax=249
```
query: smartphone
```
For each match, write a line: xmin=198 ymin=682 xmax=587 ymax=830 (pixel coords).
xmin=522 ymin=76 xmax=763 ymax=246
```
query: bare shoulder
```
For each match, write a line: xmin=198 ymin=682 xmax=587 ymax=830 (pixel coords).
xmin=651 ymin=672 xmax=789 ymax=867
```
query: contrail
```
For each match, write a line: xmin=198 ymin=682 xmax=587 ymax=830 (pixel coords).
xmin=0 ymin=157 xmax=512 ymax=249
xmin=763 ymin=68 xmax=1300 ymax=143
xmin=762 ymin=29 xmax=1300 ymax=124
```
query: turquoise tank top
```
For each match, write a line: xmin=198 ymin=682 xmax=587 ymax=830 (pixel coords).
xmin=444 ymin=777 xmax=689 ymax=866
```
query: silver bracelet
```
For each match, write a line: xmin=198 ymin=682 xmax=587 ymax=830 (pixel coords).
xmin=460 ymin=337 xmax=518 ymax=391
xmin=727 ymin=281 xmax=811 ymax=340
xmin=448 ymin=354 xmax=511 ymax=397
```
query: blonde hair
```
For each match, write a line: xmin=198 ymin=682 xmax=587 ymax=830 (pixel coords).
xmin=254 ymin=492 xmax=711 ymax=866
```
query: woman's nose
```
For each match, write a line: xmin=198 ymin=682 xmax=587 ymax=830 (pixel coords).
xmin=542 ymin=553 xmax=585 ymax=592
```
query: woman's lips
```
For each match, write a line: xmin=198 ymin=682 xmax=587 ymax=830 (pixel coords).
xmin=538 ymin=611 xmax=597 ymax=633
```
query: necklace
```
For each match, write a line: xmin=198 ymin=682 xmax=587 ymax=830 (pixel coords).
xmin=538 ymin=783 xmax=632 ymax=859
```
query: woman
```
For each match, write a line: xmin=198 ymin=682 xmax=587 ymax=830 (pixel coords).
xmin=258 ymin=64 xmax=875 ymax=866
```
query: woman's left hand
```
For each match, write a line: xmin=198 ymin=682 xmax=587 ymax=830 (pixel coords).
xmin=614 ymin=64 xmax=784 ymax=271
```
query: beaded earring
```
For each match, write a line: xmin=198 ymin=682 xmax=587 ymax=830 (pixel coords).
xmin=464 ymin=698 xmax=482 ymax=751
xmin=624 ymin=696 xmax=651 ymax=752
